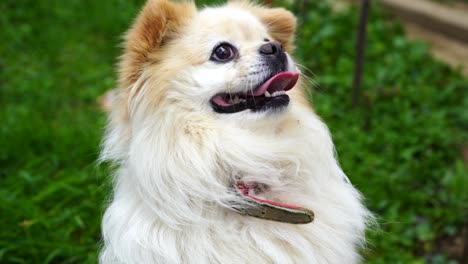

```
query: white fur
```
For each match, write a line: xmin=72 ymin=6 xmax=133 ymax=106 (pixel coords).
xmin=100 ymin=4 xmax=371 ymax=264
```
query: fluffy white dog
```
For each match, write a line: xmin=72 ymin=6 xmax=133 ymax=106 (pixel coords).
xmin=99 ymin=0 xmax=371 ymax=263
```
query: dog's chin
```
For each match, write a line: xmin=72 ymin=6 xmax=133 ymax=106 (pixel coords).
xmin=210 ymin=71 xmax=299 ymax=115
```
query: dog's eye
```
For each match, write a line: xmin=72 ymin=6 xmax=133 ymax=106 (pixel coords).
xmin=210 ymin=43 xmax=236 ymax=63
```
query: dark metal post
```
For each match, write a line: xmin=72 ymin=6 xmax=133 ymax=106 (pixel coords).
xmin=352 ymin=0 xmax=371 ymax=108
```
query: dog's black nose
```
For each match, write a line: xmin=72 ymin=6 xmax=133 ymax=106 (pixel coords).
xmin=259 ymin=42 xmax=284 ymax=56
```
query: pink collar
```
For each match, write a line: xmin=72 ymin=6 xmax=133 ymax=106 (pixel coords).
xmin=233 ymin=182 xmax=314 ymax=224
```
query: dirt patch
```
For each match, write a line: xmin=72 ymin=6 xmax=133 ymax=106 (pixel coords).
xmin=436 ymin=224 xmax=467 ymax=263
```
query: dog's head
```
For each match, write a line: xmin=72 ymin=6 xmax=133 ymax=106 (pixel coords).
xmin=119 ymin=0 xmax=299 ymax=119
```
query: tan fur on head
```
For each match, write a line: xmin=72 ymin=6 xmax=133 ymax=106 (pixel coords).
xmin=119 ymin=0 xmax=196 ymax=89
xmin=258 ymin=7 xmax=296 ymax=51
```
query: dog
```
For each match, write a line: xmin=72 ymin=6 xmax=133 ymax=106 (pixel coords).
xmin=99 ymin=0 xmax=371 ymax=263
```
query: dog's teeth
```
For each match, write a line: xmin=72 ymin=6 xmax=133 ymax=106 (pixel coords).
xmin=229 ymin=95 xmax=242 ymax=104
xmin=271 ymin=91 xmax=286 ymax=97
xmin=264 ymin=91 xmax=271 ymax=97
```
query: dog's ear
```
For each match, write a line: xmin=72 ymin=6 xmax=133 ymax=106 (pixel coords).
xmin=255 ymin=7 xmax=296 ymax=52
xmin=119 ymin=0 xmax=195 ymax=88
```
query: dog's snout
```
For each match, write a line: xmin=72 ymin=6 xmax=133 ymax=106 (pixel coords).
xmin=259 ymin=41 xmax=288 ymax=72
xmin=259 ymin=42 xmax=284 ymax=56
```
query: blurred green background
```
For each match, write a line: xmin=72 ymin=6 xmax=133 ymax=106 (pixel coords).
xmin=1 ymin=0 xmax=467 ymax=263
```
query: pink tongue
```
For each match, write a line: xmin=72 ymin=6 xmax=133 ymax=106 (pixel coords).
xmin=253 ymin=72 xmax=299 ymax=96
xmin=213 ymin=95 xmax=231 ymax=106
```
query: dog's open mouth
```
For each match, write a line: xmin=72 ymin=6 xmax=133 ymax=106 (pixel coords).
xmin=233 ymin=181 xmax=314 ymax=224
xmin=211 ymin=72 xmax=299 ymax=114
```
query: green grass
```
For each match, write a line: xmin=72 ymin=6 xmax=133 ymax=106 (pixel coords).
xmin=0 ymin=0 xmax=142 ymax=262
xmin=1 ymin=0 xmax=467 ymax=263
